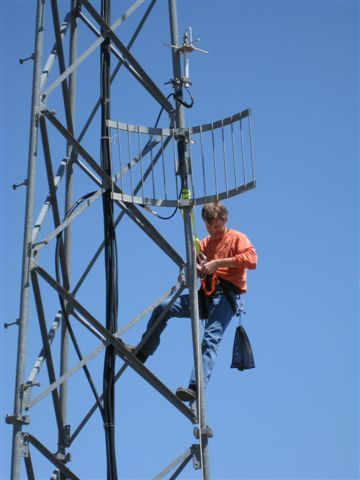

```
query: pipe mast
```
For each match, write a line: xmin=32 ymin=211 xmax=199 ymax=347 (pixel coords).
xmin=168 ymin=1 xmax=211 ymax=478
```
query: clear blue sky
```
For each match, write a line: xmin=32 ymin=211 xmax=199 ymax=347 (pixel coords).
xmin=1 ymin=1 xmax=359 ymax=479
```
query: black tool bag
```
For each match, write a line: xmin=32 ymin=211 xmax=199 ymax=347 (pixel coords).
xmin=231 ymin=325 xmax=255 ymax=371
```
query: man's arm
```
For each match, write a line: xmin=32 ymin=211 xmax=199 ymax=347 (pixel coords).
xmin=231 ymin=246 xmax=257 ymax=270
xmin=200 ymin=244 xmax=257 ymax=276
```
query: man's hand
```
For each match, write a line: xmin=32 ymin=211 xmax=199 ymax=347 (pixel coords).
xmin=200 ymin=257 xmax=236 ymax=276
xmin=200 ymin=259 xmax=219 ymax=276
xmin=197 ymin=252 xmax=207 ymax=278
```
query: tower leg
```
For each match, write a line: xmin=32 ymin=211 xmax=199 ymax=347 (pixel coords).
xmin=10 ymin=1 xmax=46 ymax=478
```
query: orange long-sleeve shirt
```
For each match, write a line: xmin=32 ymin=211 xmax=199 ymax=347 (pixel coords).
xmin=200 ymin=229 xmax=257 ymax=293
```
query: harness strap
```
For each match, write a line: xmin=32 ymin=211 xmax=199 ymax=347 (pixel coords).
xmin=200 ymin=274 xmax=220 ymax=296
xmin=201 ymin=275 xmax=240 ymax=316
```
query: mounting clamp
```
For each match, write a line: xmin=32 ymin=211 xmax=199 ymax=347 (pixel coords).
xmin=64 ymin=424 xmax=71 ymax=448
xmin=22 ymin=380 xmax=41 ymax=410
xmin=56 ymin=451 xmax=72 ymax=463
xmin=193 ymin=425 xmax=214 ymax=439
xmin=6 ymin=414 xmax=30 ymax=426
xmin=191 ymin=444 xmax=201 ymax=470
xmin=20 ymin=433 xmax=31 ymax=458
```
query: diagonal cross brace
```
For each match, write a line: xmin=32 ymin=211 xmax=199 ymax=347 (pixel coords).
xmin=23 ymin=433 xmax=80 ymax=480
xmin=50 ymin=0 xmax=74 ymax=135
xmin=153 ymin=447 xmax=192 ymax=480
xmin=25 ymin=314 xmax=62 ymax=396
xmin=82 ymin=0 xmax=174 ymax=114
xmin=42 ymin=0 xmax=145 ymax=98
xmin=30 ymin=271 xmax=67 ymax=445
xmin=37 ymin=111 xmax=184 ymax=267
xmin=77 ymin=0 xmax=157 ymax=143
xmin=32 ymin=158 xmax=67 ymax=244
xmin=24 ymin=448 xmax=36 ymax=480
xmin=34 ymin=266 xmax=197 ymax=424
xmin=28 ymin=282 xmax=183 ymax=442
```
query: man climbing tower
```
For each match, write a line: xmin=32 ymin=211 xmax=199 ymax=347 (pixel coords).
xmin=132 ymin=201 xmax=257 ymax=402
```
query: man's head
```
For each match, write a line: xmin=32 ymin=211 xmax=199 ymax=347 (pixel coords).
xmin=201 ymin=202 xmax=228 ymax=240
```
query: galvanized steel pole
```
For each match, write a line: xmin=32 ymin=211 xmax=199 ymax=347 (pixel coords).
xmin=59 ymin=2 xmax=78 ymax=476
xmin=168 ymin=1 xmax=210 ymax=478
xmin=10 ymin=1 xmax=45 ymax=478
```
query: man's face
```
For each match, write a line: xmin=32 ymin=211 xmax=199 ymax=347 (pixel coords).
xmin=205 ymin=218 xmax=227 ymax=240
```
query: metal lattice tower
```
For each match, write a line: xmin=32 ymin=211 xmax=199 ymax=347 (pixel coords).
xmin=6 ymin=1 xmax=256 ymax=478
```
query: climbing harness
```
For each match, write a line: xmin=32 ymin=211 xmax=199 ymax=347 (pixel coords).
xmin=200 ymin=274 xmax=220 ymax=297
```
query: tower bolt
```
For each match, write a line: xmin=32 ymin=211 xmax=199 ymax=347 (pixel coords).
xmin=19 ymin=53 xmax=35 ymax=64
xmin=4 ymin=318 xmax=20 ymax=329
xmin=12 ymin=180 xmax=28 ymax=191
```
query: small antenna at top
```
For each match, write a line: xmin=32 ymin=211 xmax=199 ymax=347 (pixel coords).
xmin=165 ymin=27 xmax=208 ymax=86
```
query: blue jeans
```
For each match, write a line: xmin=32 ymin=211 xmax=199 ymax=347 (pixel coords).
xmin=140 ymin=287 xmax=240 ymax=387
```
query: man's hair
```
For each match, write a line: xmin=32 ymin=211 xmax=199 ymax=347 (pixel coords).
xmin=201 ymin=201 xmax=228 ymax=224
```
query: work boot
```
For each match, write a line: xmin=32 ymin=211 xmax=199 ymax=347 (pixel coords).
xmin=176 ymin=385 xmax=197 ymax=402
